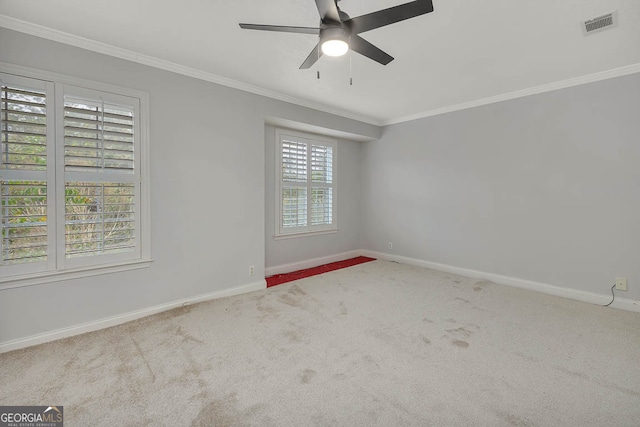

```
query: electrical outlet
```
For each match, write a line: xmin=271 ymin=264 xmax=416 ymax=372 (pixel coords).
xmin=249 ymin=265 xmax=255 ymax=276
xmin=388 ymin=242 xmax=393 ymax=250
xmin=615 ymin=277 xmax=627 ymax=291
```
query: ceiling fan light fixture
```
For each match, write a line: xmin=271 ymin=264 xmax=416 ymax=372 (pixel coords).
xmin=320 ymin=26 xmax=350 ymax=57
xmin=321 ymin=39 xmax=348 ymax=56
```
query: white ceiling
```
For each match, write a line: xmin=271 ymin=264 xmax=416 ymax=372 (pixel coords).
xmin=1 ymin=0 xmax=639 ymax=125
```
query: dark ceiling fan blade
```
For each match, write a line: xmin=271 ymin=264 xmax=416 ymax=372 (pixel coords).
xmin=347 ymin=0 xmax=434 ymax=34
xmin=239 ymin=23 xmax=320 ymax=34
xmin=349 ymin=35 xmax=394 ymax=65
xmin=315 ymin=0 xmax=341 ymax=23
xmin=299 ymin=43 xmax=323 ymax=69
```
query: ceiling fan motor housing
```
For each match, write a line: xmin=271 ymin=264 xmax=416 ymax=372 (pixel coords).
xmin=320 ymin=26 xmax=351 ymax=45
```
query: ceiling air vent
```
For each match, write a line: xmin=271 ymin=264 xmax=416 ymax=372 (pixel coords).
xmin=583 ymin=11 xmax=616 ymax=35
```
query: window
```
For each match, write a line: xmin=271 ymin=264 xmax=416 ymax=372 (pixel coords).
xmin=275 ymin=129 xmax=336 ymax=237
xmin=1 ymin=67 xmax=150 ymax=285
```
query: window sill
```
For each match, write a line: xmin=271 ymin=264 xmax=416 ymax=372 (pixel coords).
xmin=0 ymin=258 xmax=153 ymax=290
xmin=273 ymin=228 xmax=339 ymax=240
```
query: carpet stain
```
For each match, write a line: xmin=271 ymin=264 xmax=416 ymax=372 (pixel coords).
xmin=556 ymin=367 xmax=640 ymax=397
xmin=363 ymin=354 xmax=381 ymax=369
xmin=473 ymin=287 xmax=483 ymax=292
xmin=492 ymin=409 xmax=534 ymax=426
xmin=604 ymin=382 xmax=640 ymax=398
xmin=556 ymin=366 xmax=589 ymax=380
xmin=278 ymin=293 xmax=303 ymax=308
xmin=339 ymin=301 xmax=348 ymax=316
xmin=284 ymin=330 xmax=302 ymax=344
xmin=454 ymin=280 xmax=461 ymax=284
xmin=176 ymin=326 xmax=204 ymax=344
xmin=474 ymin=280 xmax=492 ymax=287
xmin=257 ymin=304 xmax=279 ymax=318
xmin=452 ymin=340 xmax=469 ymax=348
xmin=300 ymin=368 xmax=316 ymax=384
xmin=129 ymin=336 xmax=156 ymax=382
xmin=421 ymin=336 xmax=431 ymax=345
xmin=515 ymin=351 xmax=537 ymax=362
xmin=192 ymin=392 xmax=264 ymax=426
xmin=422 ymin=318 xmax=435 ymax=323
xmin=251 ymin=293 xmax=266 ymax=302
xmin=446 ymin=327 xmax=474 ymax=338
xmin=288 ymin=284 xmax=307 ymax=296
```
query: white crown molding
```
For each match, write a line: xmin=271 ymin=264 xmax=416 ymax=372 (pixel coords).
xmin=2 ymin=14 xmax=639 ymax=129
xmin=384 ymin=63 xmax=640 ymax=126
xmin=0 ymin=14 xmax=382 ymax=126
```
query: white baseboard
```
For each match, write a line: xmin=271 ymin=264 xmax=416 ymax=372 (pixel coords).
xmin=360 ymin=250 xmax=640 ymax=313
xmin=0 ymin=280 xmax=266 ymax=354
xmin=266 ymin=250 xmax=362 ymax=276
xmin=6 ymin=248 xmax=637 ymax=353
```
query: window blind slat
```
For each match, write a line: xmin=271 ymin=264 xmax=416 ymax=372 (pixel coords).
xmin=64 ymin=105 xmax=133 ymax=121
xmin=63 ymin=116 xmax=133 ymax=130
xmin=64 ymin=126 xmax=133 ymax=139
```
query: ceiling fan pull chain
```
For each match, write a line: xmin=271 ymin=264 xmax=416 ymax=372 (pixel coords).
xmin=317 ymin=41 xmax=321 ymax=79
xmin=350 ymin=50 xmax=353 ymax=86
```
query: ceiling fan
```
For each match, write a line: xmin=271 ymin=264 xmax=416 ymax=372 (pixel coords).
xmin=239 ymin=0 xmax=434 ymax=69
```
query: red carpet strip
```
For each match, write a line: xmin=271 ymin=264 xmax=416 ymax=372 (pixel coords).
xmin=266 ymin=256 xmax=376 ymax=288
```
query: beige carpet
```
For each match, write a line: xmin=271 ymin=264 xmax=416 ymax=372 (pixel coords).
xmin=1 ymin=260 xmax=639 ymax=426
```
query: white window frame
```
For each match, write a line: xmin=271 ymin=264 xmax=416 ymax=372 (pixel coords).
xmin=0 ymin=62 xmax=151 ymax=289
xmin=275 ymin=128 xmax=337 ymax=239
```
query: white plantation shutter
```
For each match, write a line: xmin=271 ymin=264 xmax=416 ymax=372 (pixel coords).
xmin=276 ymin=130 xmax=336 ymax=236
xmin=310 ymin=144 xmax=333 ymax=226
xmin=1 ymin=74 xmax=55 ymax=276
xmin=62 ymin=89 xmax=140 ymax=265
xmin=0 ymin=66 xmax=149 ymax=284
xmin=282 ymin=139 xmax=308 ymax=228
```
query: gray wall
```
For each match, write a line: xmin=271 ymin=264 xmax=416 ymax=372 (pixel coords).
xmin=0 ymin=28 xmax=377 ymax=344
xmin=265 ymin=125 xmax=362 ymax=269
xmin=360 ymin=73 xmax=640 ymax=301
xmin=2 ymin=26 xmax=638 ymax=346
